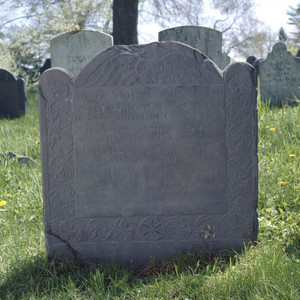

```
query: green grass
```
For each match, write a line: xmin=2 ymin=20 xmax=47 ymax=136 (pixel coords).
xmin=0 ymin=88 xmax=299 ymax=299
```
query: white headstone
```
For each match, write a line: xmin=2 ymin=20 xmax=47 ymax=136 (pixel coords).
xmin=159 ymin=26 xmax=225 ymax=69
xmin=50 ymin=30 xmax=113 ymax=75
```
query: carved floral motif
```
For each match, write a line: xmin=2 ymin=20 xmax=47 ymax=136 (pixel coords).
xmin=165 ymin=217 xmax=192 ymax=240
xmin=140 ymin=217 xmax=163 ymax=241
xmin=113 ymin=218 xmax=137 ymax=242
xmin=88 ymin=219 xmax=111 ymax=242
xmin=60 ymin=219 xmax=84 ymax=243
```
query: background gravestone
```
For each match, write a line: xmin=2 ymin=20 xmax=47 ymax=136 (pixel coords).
xmin=40 ymin=58 xmax=51 ymax=74
xmin=259 ymin=42 xmax=300 ymax=105
xmin=50 ymin=30 xmax=113 ymax=75
xmin=221 ymin=52 xmax=231 ymax=69
xmin=39 ymin=41 xmax=258 ymax=266
xmin=0 ymin=69 xmax=27 ymax=118
xmin=246 ymin=56 xmax=257 ymax=66
xmin=158 ymin=26 xmax=228 ymax=69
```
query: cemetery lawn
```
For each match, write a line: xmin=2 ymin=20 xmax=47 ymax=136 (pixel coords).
xmin=0 ymin=88 xmax=299 ymax=299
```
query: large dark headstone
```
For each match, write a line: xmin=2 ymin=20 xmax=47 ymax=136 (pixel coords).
xmin=0 ymin=69 xmax=27 ymax=118
xmin=39 ymin=42 xmax=258 ymax=266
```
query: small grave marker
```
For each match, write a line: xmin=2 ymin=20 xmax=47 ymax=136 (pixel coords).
xmin=0 ymin=69 xmax=27 ymax=118
xmin=50 ymin=30 xmax=113 ymax=75
xmin=259 ymin=42 xmax=300 ymax=105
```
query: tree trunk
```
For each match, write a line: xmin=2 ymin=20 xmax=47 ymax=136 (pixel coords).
xmin=113 ymin=0 xmax=138 ymax=45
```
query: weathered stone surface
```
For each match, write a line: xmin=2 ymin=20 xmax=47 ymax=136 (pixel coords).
xmin=221 ymin=52 xmax=231 ymax=69
xmin=50 ymin=30 xmax=113 ymax=75
xmin=158 ymin=26 xmax=224 ymax=69
xmin=0 ymin=69 xmax=27 ymax=118
xmin=39 ymin=42 xmax=258 ymax=266
xmin=259 ymin=42 xmax=300 ymax=105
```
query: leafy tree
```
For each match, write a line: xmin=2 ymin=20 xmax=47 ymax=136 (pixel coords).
xmin=151 ymin=0 xmax=275 ymax=58
xmin=0 ymin=0 xmax=277 ymax=83
xmin=0 ymin=0 xmax=112 ymax=83
xmin=279 ymin=27 xmax=288 ymax=43
xmin=287 ymin=3 xmax=300 ymax=46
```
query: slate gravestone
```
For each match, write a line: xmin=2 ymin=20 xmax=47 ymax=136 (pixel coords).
xmin=50 ymin=30 xmax=113 ymax=75
xmin=296 ymin=49 xmax=300 ymax=57
xmin=158 ymin=26 xmax=224 ymax=69
xmin=259 ymin=42 xmax=300 ymax=105
xmin=40 ymin=58 xmax=51 ymax=74
xmin=246 ymin=56 xmax=257 ymax=66
xmin=39 ymin=42 xmax=258 ymax=266
xmin=221 ymin=52 xmax=231 ymax=69
xmin=0 ymin=69 xmax=27 ymax=118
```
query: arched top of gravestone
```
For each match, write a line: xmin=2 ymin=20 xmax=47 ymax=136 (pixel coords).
xmin=266 ymin=42 xmax=294 ymax=60
xmin=159 ymin=25 xmax=222 ymax=37
xmin=74 ymin=41 xmax=223 ymax=88
xmin=0 ymin=69 xmax=16 ymax=82
xmin=51 ymin=29 xmax=113 ymax=43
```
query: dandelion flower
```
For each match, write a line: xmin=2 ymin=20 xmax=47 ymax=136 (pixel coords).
xmin=289 ymin=154 xmax=296 ymax=158
xmin=292 ymin=134 xmax=296 ymax=138
xmin=35 ymin=140 xmax=40 ymax=144
xmin=265 ymin=126 xmax=270 ymax=129
xmin=0 ymin=201 xmax=7 ymax=207
xmin=270 ymin=128 xmax=276 ymax=131
xmin=278 ymin=181 xmax=287 ymax=185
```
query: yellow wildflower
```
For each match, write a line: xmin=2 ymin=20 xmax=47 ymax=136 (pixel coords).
xmin=284 ymin=104 xmax=288 ymax=108
xmin=265 ymin=125 xmax=270 ymax=129
xmin=289 ymin=154 xmax=296 ymax=158
xmin=270 ymin=128 xmax=276 ymax=131
xmin=35 ymin=140 xmax=40 ymax=144
xmin=0 ymin=201 xmax=7 ymax=207
xmin=278 ymin=181 xmax=287 ymax=185
xmin=292 ymin=135 xmax=296 ymax=138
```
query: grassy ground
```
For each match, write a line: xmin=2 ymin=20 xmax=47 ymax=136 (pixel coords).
xmin=0 ymin=88 xmax=299 ymax=299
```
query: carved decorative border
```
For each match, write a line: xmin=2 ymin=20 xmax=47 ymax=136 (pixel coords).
xmin=39 ymin=49 xmax=258 ymax=262
xmin=224 ymin=63 xmax=258 ymax=240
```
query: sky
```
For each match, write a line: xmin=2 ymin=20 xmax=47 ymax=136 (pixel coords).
xmin=138 ymin=0 xmax=299 ymax=44
xmin=256 ymin=0 xmax=298 ymax=33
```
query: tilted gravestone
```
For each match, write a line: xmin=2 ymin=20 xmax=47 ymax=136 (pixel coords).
xmin=158 ymin=26 xmax=226 ymax=69
xmin=39 ymin=42 xmax=258 ymax=266
xmin=259 ymin=42 xmax=300 ymax=105
xmin=50 ymin=30 xmax=113 ymax=75
xmin=0 ymin=69 xmax=27 ymax=118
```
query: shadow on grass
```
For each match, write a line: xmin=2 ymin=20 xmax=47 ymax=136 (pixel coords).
xmin=0 ymin=250 xmax=236 ymax=299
